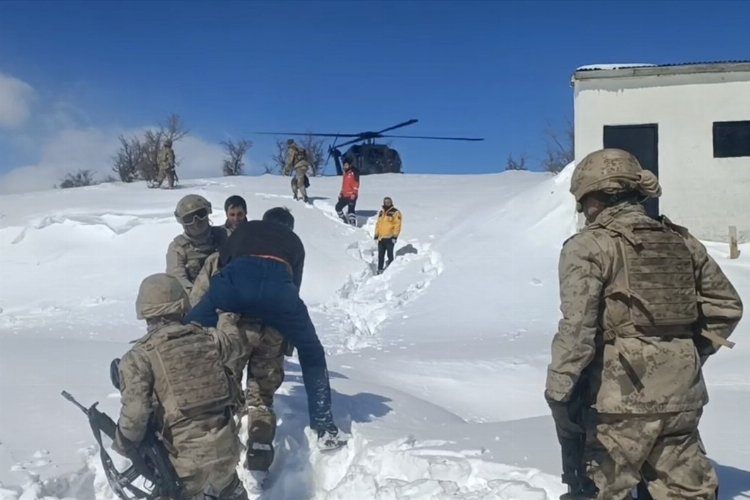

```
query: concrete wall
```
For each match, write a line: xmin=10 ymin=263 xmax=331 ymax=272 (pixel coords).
xmin=574 ymin=70 xmax=750 ymax=242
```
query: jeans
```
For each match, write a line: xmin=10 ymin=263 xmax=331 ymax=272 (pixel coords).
xmin=186 ymin=257 xmax=336 ymax=434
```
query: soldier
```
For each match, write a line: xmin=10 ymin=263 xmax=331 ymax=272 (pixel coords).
xmin=223 ymin=195 xmax=248 ymax=235
xmin=112 ymin=273 xmax=248 ymax=499
xmin=373 ymin=196 xmax=402 ymax=274
xmin=154 ymin=138 xmax=176 ymax=189
xmin=335 ymin=158 xmax=360 ymax=225
xmin=186 ymin=207 xmax=345 ymax=450
xmin=284 ymin=139 xmax=310 ymax=203
xmin=167 ymin=194 xmax=227 ymax=293
xmin=545 ymin=149 xmax=743 ymax=500
xmin=189 ymin=251 xmax=286 ymax=481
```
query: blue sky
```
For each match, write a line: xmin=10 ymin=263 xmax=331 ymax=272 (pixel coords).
xmin=0 ymin=0 xmax=749 ymax=190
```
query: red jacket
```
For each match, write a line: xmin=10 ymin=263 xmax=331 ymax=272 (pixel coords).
xmin=340 ymin=168 xmax=360 ymax=200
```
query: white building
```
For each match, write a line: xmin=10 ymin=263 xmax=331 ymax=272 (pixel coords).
xmin=572 ymin=61 xmax=750 ymax=242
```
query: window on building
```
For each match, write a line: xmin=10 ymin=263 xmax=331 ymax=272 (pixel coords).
xmin=713 ymin=121 xmax=750 ymax=158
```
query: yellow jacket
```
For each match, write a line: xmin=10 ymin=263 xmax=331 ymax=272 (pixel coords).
xmin=374 ymin=207 xmax=402 ymax=240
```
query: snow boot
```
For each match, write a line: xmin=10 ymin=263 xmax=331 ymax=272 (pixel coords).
xmin=317 ymin=430 xmax=347 ymax=451
xmin=347 ymin=213 xmax=357 ymax=226
xmin=336 ymin=210 xmax=347 ymax=223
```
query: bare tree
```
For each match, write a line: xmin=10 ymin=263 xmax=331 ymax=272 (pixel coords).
xmin=161 ymin=113 xmax=189 ymax=143
xmin=542 ymin=119 xmax=574 ymax=174
xmin=138 ymin=129 xmax=165 ymax=182
xmin=221 ymin=139 xmax=252 ymax=176
xmin=270 ymin=139 xmax=288 ymax=175
xmin=269 ymin=135 xmax=327 ymax=176
xmin=112 ymin=135 xmax=145 ymax=182
xmin=505 ymin=153 xmax=528 ymax=171
xmin=59 ymin=169 xmax=96 ymax=188
xmin=298 ymin=134 xmax=326 ymax=176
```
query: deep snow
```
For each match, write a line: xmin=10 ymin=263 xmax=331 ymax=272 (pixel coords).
xmin=0 ymin=169 xmax=748 ymax=499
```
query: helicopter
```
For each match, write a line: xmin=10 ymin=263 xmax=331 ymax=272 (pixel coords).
xmin=257 ymin=119 xmax=483 ymax=175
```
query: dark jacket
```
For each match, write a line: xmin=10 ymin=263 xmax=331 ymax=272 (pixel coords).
xmin=219 ymin=220 xmax=305 ymax=290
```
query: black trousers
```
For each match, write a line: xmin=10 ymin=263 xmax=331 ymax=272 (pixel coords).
xmin=335 ymin=196 xmax=357 ymax=214
xmin=377 ymin=238 xmax=395 ymax=271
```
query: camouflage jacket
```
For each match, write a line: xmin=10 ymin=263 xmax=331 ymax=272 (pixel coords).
xmin=546 ymin=203 xmax=743 ymax=413
xmin=158 ymin=146 xmax=175 ymax=171
xmin=166 ymin=227 xmax=227 ymax=292
xmin=117 ymin=318 xmax=258 ymax=456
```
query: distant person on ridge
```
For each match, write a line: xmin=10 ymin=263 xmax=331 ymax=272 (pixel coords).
xmin=335 ymin=158 xmax=360 ymax=225
xmin=284 ymin=139 xmax=310 ymax=203
xmin=153 ymin=138 xmax=176 ymax=189
xmin=373 ymin=196 xmax=401 ymax=274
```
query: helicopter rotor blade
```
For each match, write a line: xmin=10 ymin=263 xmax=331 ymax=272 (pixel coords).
xmin=375 ymin=119 xmax=419 ymax=135
xmin=380 ymin=134 xmax=484 ymax=141
xmin=333 ymin=137 xmax=368 ymax=149
xmin=254 ymin=131 xmax=361 ymax=138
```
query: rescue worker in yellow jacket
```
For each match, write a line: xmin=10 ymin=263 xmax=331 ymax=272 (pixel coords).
xmin=546 ymin=149 xmax=743 ymax=500
xmin=373 ymin=196 xmax=402 ymax=274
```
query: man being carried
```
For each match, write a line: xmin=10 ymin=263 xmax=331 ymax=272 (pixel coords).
xmin=186 ymin=207 xmax=345 ymax=450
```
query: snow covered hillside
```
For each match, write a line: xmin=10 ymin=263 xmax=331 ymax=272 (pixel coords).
xmin=1 ymin=170 xmax=748 ymax=499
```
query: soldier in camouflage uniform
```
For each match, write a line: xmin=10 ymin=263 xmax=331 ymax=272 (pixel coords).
xmin=546 ymin=149 xmax=743 ymax=500
xmin=167 ymin=194 xmax=227 ymax=293
xmin=190 ymin=252 xmax=286 ymax=476
xmin=112 ymin=273 xmax=248 ymax=499
xmin=154 ymin=138 xmax=177 ymax=189
xmin=284 ymin=139 xmax=310 ymax=202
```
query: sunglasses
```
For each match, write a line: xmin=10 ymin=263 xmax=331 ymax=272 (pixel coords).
xmin=181 ymin=208 xmax=209 ymax=225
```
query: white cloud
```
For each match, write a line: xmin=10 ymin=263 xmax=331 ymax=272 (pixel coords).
xmin=0 ymin=73 xmax=35 ymax=129
xmin=0 ymin=127 xmax=226 ymax=194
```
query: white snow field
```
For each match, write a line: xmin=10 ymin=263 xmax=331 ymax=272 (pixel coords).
xmin=0 ymin=168 xmax=748 ymax=499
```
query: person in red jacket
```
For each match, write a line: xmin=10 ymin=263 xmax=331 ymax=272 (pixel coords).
xmin=335 ymin=159 xmax=360 ymax=225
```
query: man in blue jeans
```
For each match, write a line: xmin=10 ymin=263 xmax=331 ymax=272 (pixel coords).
xmin=185 ymin=207 xmax=344 ymax=450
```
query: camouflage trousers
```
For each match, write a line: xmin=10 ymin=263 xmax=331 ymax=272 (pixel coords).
xmin=244 ymin=328 xmax=285 ymax=471
xmin=291 ymin=168 xmax=308 ymax=201
xmin=155 ymin=166 xmax=175 ymax=188
xmin=170 ymin=416 xmax=244 ymax=499
xmin=585 ymin=410 xmax=718 ymax=500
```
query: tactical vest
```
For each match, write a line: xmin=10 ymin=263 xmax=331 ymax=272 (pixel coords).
xmin=597 ymin=214 xmax=699 ymax=341
xmin=145 ymin=323 xmax=234 ymax=425
xmin=175 ymin=228 xmax=226 ymax=282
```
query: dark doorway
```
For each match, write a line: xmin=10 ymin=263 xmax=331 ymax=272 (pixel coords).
xmin=603 ymin=124 xmax=659 ymax=218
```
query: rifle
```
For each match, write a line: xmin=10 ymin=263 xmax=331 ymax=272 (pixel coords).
xmin=61 ymin=390 xmax=182 ymax=499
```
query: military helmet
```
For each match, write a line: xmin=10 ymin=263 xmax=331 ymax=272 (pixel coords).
xmin=570 ymin=148 xmax=660 ymax=202
xmin=164 ymin=138 xmax=173 ymax=147
xmin=174 ymin=194 xmax=212 ymax=223
xmin=287 ymin=138 xmax=295 ymax=146
xmin=135 ymin=273 xmax=189 ymax=320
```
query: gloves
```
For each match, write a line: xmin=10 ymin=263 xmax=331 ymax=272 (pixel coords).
xmin=546 ymin=396 xmax=583 ymax=439
xmin=112 ymin=427 xmax=139 ymax=458
xmin=374 ymin=235 xmax=378 ymax=240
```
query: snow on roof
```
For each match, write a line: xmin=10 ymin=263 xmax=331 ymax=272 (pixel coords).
xmin=576 ymin=63 xmax=656 ymax=71
xmin=576 ymin=60 xmax=750 ymax=72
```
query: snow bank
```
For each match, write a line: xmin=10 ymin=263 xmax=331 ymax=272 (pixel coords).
xmin=1 ymin=167 xmax=748 ymax=499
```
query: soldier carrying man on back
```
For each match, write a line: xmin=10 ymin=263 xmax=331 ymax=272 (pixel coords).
xmin=113 ymin=273 xmax=249 ymax=499
xmin=284 ymin=139 xmax=311 ymax=203
xmin=546 ymin=149 xmax=743 ymax=500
